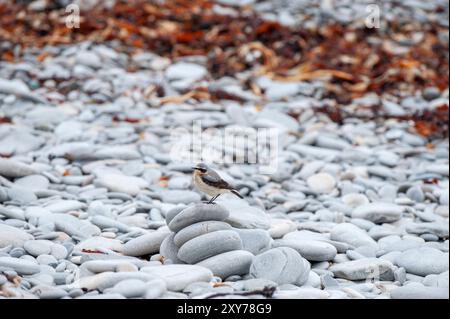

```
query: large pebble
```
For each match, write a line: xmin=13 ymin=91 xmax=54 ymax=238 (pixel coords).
xmin=173 ymin=221 xmax=231 ymax=247
xmin=395 ymin=247 xmax=449 ymax=276
xmin=217 ymin=198 xmax=271 ymax=229
xmin=0 ymin=158 xmax=38 ymax=177
xmin=352 ymin=203 xmax=403 ymax=223
xmin=141 ymin=265 xmax=213 ymax=291
xmin=197 ymin=250 xmax=254 ymax=279
xmin=330 ymin=223 xmax=378 ymax=249
xmin=168 ymin=204 xmax=229 ymax=233
xmin=0 ymin=256 xmax=40 ymax=275
xmin=177 ymin=230 xmax=242 ymax=264
xmin=122 ymin=229 xmax=171 ymax=256
xmin=0 ymin=224 xmax=33 ymax=248
xmin=329 ymin=258 xmax=394 ymax=281
xmin=307 ymin=173 xmax=336 ymax=194
xmin=273 ymin=239 xmax=337 ymax=262
xmin=249 ymin=247 xmax=310 ymax=285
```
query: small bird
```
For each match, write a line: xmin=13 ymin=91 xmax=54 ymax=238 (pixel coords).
xmin=192 ymin=163 xmax=243 ymax=204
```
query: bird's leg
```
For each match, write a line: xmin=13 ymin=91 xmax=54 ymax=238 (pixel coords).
xmin=208 ymin=194 xmax=220 ymax=204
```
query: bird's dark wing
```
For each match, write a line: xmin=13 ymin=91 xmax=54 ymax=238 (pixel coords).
xmin=202 ymin=171 xmax=233 ymax=190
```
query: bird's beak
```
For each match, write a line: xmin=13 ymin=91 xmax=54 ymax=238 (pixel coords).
xmin=192 ymin=167 xmax=201 ymax=171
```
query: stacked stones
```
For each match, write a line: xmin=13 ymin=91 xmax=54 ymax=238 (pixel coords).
xmin=160 ymin=203 xmax=255 ymax=280
xmin=160 ymin=203 xmax=313 ymax=287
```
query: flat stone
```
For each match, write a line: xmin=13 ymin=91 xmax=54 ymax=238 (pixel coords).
xmin=0 ymin=256 xmax=40 ymax=275
xmin=173 ymin=221 xmax=232 ymax=247
xmin=141 ymin=265 xmax=213 ymax=291
xmin=75 ymin=272 xmax=159 ymax=292
xmin=197 ymin=250 xmax=254 ymax=279
xmin=307 ymin=173 xmax=336 ymax=194
xmin=249 ymin=247 xmax=310 ymax=286
xmin=396 ymin=247 xmax=449 ymax=276
xmin=329 ymin=258 xmax=394 ymax=281
xmin=0 ymin=158 xmax=38 ymax=177
xmin=352 ymin=203 xmax=403 ymax=223
xmin=342 ymin=193 xmax=369 ymax=208
xmin=122 ymin=229 xmax=171 ymax=256
xmin=177 ymin=230 xmax=242 ymax=264
xmin=45 ymin=200 xmax=87 ymax=214
xmin=14 ymin=175 xmax=49 ymax=191
xmin=330 ymin=223 xmax=378 ymax=249
xmin=268 ymin=218 xmax=297 ymax=239
xmin=0 ymin=224 xmax=33 ymax=248
xmin=406 ymin=222 xmax=449 ymax=239
xmin=165 ymin=62 xmax=207 ymax=81
xmin=107 ymin=279 xmax=147 ymax=298
xmin=168 ymin=204 xmax=229 ymax=233
xmin=7 ymin=186 xmax=37 ymax=204
xmin=273 ymin=239 xmax=337 ymax=262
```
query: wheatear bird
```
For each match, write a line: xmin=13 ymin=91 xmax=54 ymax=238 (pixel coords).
xmin=192 ymin=163 xmax=243 ymax=204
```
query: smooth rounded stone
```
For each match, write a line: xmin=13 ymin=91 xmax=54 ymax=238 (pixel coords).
xmin=390 ymin=282 xmax=449 ymax=299
xmin=160 ymin=233 xmax=184 ymax=264
xmin=342 ymin=193 xmax=369 ymax=208
xmin=9 ymin=247 xmax=25 ymax=258
xmin=406 ymin=186 xmax=425 ymax=202
xmin=268 ymin=218 xmax=297 ymax=239
xmin=107 ymin=279 xmax=147 ymax=298
xmin=307 ymin=173 xmax=336 ymax=194
xmin=78 ymin=293 xmax=126 ymax=299
xmin=141 ymin=265 xmax=213 ymax=291
xmin=0 ymin=158 xmax=38 ymax=177
xmin=95 ymin=173 xmax=149 ymax=196
xmin=41 ymin=214 xmax=100 ymax=240
xmin=426 ymin=164 xmax=449 ymax=176
xmin=177 ymin=230 xmax=242 ymax=264
xmin=7 ymin=186 xmax=37 ymax=204
xmin=24 ymin=240 xmax=68 ymax=259
xmin=273 ymin=239 xmax=337 ymax=262
xmin=80 ymin=260 xmax=139 ymax=275
xmin=75 ymin=272 xmax=159 ymax=292
xmin=14 ymin=175 xmax=49 ymax=191
xmin=406 ymin=222 xmax=449 ymax=239
xmin=329 ymin=258 xmax=395 ymax=281
xmin=330 ymin=223 xmax=378 ymax=249
xmin=196 ymin=250 xmax=254 ymax=279
xmin=352 ymin=203 xmax=403 ymax=224
xmin=423 ymin=271 xmax=449 ymax=288
xmin=233 ymin=228 xmax=272 ymax=255
xmin=378 ymin=239 xmax=423 ymax=255
xmin=233 ymin=278 xmax=278 ymax=292
xmin=122 ymin=228 xmax=171 ymax=256
xmin=144 ymin=278 xmax=167 ymax=299
xmin=168 ymin=204 xmax=229 ymax=233
xmin=45 ymin=200 xmax=87 ymax=214
xmin=160 ymin=190 xmax=201 ymax=204
xmin=36 ymin=254 xmax=58 ymax=267
xmin=217 ymin=197 xmax=271 ymax=229
xmin=0 ymin=224 xmax=33 ymax=248
xmin=396 ymin=247 xmax=449 ymax=276
xmin=0 ymin=257 xmax=40 ymax=275
xmin=173 ymin=221 xmax=232 ymax=247
xmin=249 ymin=247 xmax=310 ymax=286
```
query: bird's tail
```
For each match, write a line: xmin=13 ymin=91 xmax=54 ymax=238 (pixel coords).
xmin=231 ymin=189 xmax=244 ymax=199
